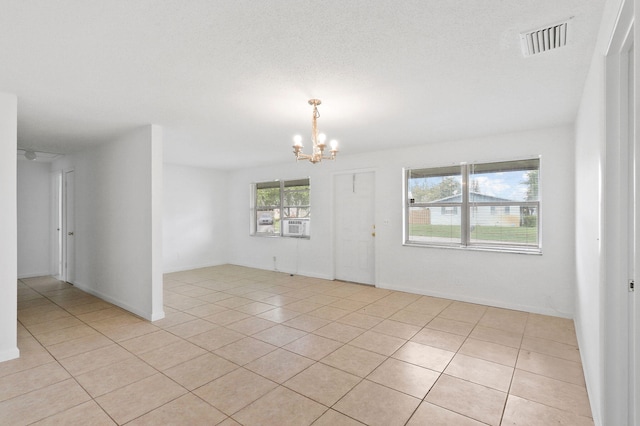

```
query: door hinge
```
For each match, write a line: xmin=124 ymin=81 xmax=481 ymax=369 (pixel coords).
xmin=630 ymin=279 xmax=635 ymax=292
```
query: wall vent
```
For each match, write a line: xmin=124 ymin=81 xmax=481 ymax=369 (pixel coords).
xmin=520 ymin=19 xmax=570 ymax=57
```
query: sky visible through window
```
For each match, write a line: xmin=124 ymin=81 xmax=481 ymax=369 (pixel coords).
xmin=409 ymin=171 xmax=531 ymax=202
xmin=471 ymin=170 xmax=530 ymax=201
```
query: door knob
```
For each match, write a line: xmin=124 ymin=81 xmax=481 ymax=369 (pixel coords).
xmin=371 ymin=232 xmax=376 ymax=237
xmin=68 ymin=232 xmax=74 ymax=236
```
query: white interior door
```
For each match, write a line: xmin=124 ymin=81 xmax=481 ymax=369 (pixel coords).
xmin=334 ymin=171 xmax=375 ymax=285
xmin=64 ymin=170 xmax=75 ymax=284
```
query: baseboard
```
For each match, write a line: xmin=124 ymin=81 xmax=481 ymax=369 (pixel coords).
xmin=0 ymin=347 xmax=20 ymax=363
xmin=72 ymin=281 xmax=156 ymax=321
xmin=163 ymin=261 xmax=228 ymax=274
xmin=574 ymin=317 xmax=603 ymax=426
xmin=227 ymin=261 xmax=333 ymax=281
xmin=376 ymin=281 xmax=573 ymax=319
xmin=17 ymin=271 xmax=52 ymax=279
xmin=151 ymin=311 xmax=165 ymax=321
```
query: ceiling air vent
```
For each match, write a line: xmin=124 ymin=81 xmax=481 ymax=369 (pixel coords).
xmin=520 ymin=19 xmax=569 ymax=57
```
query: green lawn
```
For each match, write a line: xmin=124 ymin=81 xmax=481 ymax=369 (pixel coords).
xmin=410 ymin=224 xmax=538 ymax=244
xmin=410 ymin=224 xmax=462 ymax=239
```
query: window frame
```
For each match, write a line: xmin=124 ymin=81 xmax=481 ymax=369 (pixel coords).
xmin=252 ymin=178 xmax=310 ymax=239
xmin=404 ymin=158 xmax=541 ymax=254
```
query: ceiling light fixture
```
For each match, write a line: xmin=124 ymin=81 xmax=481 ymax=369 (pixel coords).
xmin=292 ymin=99 xmax=339 ymax=164
xmin=24 ymin=151 xmax=37 ymax=161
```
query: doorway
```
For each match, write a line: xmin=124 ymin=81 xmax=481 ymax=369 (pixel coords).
xmin=334 ymin=171 xmax=375 ymax=285
xmin=604 ymin=2 xmax=636 ymax=423
xmin=626 ymin=42 xmax=638 ymax=426
xmin=51 ymin=171 xmax=63 ymax=279
xmin=63 ymin=170 xmax=75 ymax=284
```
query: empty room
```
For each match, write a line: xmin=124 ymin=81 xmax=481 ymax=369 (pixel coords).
xmin=0 ymin=1 xmax=637 ymax=425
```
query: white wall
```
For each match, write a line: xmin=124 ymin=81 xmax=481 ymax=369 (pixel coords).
xmin=228 ymin=160 xmax=335 ymax=279
xmin=0 ymin=93 xmax=18 ymax=362
xmin=163 ymin=164 xmax=229 ymax=272
xmin=56 ymin=125 xmax=164 ymax=321
xmin=17 ymin=160 xmax=51 ymax=278
xmin=574 ymin=45 xmax=606 ymax=426
xmin=229 ymin=125 xmax=576 ymax=317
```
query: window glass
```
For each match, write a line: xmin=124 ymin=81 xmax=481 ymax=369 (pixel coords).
xmin=407 ymin=166 xmax=463 ymax=244
xmin=408 ymin=166 xmax=462 ymax=204
xmin=255 ymin=181 xmax=280 ymax=235
xmin=405 ymin=158 xmax=540 ymax=252
xmin=283 ymin=180 xmax=310 ymax=219
xmin=468 ymin=159 xmax=539 ymax=247
xmin=469 ymin=204 xmax=538 ymax=245
xmin=408 ymin=206 xmax=461 ymax=244
xmin=253 ymin=178 xmax=310 ymax=237
xmin=470 ymin=159 xmax=539 ymax=202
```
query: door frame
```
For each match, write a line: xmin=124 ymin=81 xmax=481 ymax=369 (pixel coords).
xmin=62 ymin=169 xmax=75 ymax=284
xmin=50 ymin=170 xmax=63 ymax=280
xmin=332 ymin=168 xmax=377 ymax=285
xmin=604 ymin=1 xmax=636 ymax=423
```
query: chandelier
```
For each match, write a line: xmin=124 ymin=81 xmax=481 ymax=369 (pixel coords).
xmin=292 ymin=99 xmax=339 ymax=164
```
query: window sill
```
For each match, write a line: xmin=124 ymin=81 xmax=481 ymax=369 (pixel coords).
xmin=252 ymin=233 xmax=310 ymax=240
xmin=403 ymin=241 xmax=542 ymax=255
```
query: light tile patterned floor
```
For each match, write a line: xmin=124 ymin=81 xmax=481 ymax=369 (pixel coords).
xmin=1 ymin=265 xmax=593 ymax=425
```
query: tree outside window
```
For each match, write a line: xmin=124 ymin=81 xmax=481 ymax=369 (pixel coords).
xmin=253 ymin=178 xmax=310 ymax=237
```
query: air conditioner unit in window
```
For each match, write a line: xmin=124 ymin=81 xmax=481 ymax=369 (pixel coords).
xmin=282 ymin=218 xmax=310 ymax=237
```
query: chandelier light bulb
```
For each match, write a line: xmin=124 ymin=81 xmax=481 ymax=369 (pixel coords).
xmin=293 ymin=134 xmax=303 ymax=146
xmin=318 ymin=133 xmax=327 ymax=144
xmin=330 ymin=139 xmax=338 ymax=150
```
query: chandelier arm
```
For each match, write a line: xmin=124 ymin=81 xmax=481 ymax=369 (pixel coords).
xmin=295 ymin=152 xmax=312 ymax=161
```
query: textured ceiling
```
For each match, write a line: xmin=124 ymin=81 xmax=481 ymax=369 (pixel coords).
xmin=0 ymin=0 xmax=606 ymax=169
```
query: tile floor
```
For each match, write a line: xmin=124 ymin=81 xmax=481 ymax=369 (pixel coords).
xmin=2 ymin=265 xmax=593 ymax=425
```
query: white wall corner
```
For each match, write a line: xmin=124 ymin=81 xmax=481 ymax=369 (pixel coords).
xmin=0 ymin=348 xmax=20 ymax=363
xmin=73 ymin=280 xmax=155 ymax=321
xmin=150 ymin=124 xmax=164 ymax=320
xmin=151 ymin=311 xmax=165 ymax=322
xmin=0 ymin=92 xmax=18 ymax=362
xmin=70 ymin=125 xmax=160 ymax=321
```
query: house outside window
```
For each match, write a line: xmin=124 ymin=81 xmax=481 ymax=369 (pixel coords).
xmin=441 ymin=206 xmax=458 ymax=215
xmin=405 ymin=158 xmax=540 ymax=253
xmin=253 ymin=178 xmax=310 ymax=238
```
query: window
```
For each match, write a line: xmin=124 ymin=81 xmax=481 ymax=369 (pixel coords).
xmin=441 ymin=206 xmax=458 ymax=215
xmin=253 ymin=178 xmax=310 ymax=237
xmin=405 ymin=158 xmax=540 ymax=252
